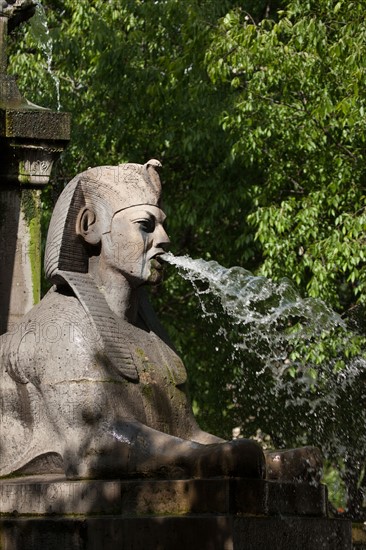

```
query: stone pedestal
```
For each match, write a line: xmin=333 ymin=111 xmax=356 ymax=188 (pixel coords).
xmin=0 ymin=96 xmax=70 ymax=333
xmin=0 ymin=475 xmax=352 ymax=549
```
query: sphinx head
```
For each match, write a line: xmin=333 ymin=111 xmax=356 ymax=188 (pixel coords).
xmin=45 ymin=159 xmax=170 ymax=287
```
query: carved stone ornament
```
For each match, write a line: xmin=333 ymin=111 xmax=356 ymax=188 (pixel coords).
xmin=0 ymin=0 xmax=37 ymax=30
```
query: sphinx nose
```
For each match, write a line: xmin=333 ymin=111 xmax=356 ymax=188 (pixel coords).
xmin=155 ymin=225 xmax=170 ymax=250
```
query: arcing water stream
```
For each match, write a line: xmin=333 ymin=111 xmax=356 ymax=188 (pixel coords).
xmin=162 ymin=252 xmax=344 ymax=360
xmin=162 ymin=252 xmax=366 ymax=513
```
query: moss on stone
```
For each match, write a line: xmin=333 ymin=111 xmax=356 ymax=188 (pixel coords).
xmin=28 ymin=216 xmax=40 ymax=303
xmin=21 ymin=189 xmax=40 ymax=304
xmin=141 ymin=383 xmax=154 ymax=400
xmin=20 ymin=189 xmax=37 ymax=224
xmin=135 ymin=347 xmax=146 ymax=359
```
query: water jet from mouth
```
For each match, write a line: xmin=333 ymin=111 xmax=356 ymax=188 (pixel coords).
xmin=162 ymin=251 xmax=366 ymax=512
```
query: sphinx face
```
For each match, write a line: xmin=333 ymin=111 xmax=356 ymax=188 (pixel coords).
xmin=101 ymin=205 xmax=170 ymax=287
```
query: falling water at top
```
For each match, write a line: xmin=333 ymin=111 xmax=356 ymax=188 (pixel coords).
xmin=29 ymin=1 xmax=60 ymax=109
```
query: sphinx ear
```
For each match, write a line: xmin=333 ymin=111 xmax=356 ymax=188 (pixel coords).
xmin=76 ymin=207 xmax=101 ymax=245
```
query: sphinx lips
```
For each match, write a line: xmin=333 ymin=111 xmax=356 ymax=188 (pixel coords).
xmin=150 ymin=257 xmax=164 ymax=271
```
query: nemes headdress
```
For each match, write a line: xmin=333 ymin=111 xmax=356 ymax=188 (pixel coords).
xmin=43 ymin=159 xmax=163 ymax=383
xmin=44 ymin=159 xmax=162 ymax=283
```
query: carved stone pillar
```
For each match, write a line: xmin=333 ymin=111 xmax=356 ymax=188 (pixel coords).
xmin=0 ymin=5 xmax=71 ymax=333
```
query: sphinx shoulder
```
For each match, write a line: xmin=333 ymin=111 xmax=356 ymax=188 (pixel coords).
xmin=1 ymin=288 xmax=102 ymax=385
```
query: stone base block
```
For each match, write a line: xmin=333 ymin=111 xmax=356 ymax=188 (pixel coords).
xmin=0 ymin=476 xmax=352 ymax=549
xmin=0 ymin=515 xmax=351 ymax=550
xmin=0 ymin=475 xmax=328 ymax=517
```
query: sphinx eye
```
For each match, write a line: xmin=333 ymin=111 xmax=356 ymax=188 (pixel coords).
xmin=138 ymin=218 xmax=155 ymax=232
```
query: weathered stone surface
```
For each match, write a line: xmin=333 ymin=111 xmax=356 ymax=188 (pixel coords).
xmin=233 ymin=478 xmax=328 ymax=517
xmin=0 ymin=476 xmax=328 ymax=517
xmin=0 ymin=188 xmax=40 ymax=333
xmin=0 ymin=476 xmax=351 ymax=550
xmin=231 ymin=516 xmax=351 ymax=550
xmin=0 ymin=1 xmax=37 ymax=32
xmin=0 ymin=515 xmax=352 ymax=550
xmin=353 ymin=523 xmax=366 ymax=548
xmin=2 ymin=109 xmax=70 ymax=140
xmin=0 ymin=75 xmax=23 ymax=107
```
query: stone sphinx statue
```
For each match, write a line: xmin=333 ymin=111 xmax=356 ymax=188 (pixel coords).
xmin=0 ymin=160 xmax=266 ymax=479
xmin=0 ymin=159 xmax=322 ymax=481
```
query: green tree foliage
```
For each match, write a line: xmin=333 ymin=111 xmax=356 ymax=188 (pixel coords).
xmin=7 ymin=0 xmax=366 ymax=516
xmin=206 ymin=0 xmax=366 ymax=516
xmin=206 ymin=0 xmax=366 ymax=310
